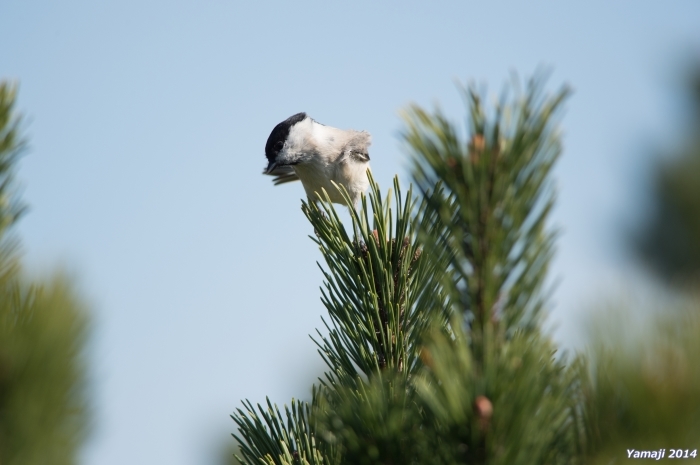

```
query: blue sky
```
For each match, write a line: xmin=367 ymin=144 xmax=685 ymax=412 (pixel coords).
xmin=2 ymin=1 xmax=700 ymax=463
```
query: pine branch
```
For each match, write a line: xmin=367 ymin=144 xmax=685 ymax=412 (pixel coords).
xmin=0 ymin=277 xmax=90 ymax=464
xmin=0 ymin=82 xmax=27 ymax=279
xmin=231 ymin=396 xmax=336 ymax=465
xmin=303 ymin=173 xmax=449 ymax=386
xmin=232 ymin=174 xmax=449 ymax=465
xmin=0 ymin=83 xmax=26 ymax=228
xmin=312 ymin=369 xmax=436 ymax=465
xmin=403 ymin=74 xmax=570 ymax=348
xmin=398 ymin=75 xmax=586 ymax=465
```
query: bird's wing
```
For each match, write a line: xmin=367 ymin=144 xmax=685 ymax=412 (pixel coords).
xmin=343 ymin=131 xmax=371 ymax=162
xmin=263 ymin=165 xmax=300 ymax=185
xmin=350 ymin=150 xmax=370 ymax=162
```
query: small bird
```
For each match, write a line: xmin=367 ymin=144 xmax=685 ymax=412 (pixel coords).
xmin=263 ymin=112 xmax=371 ymax=207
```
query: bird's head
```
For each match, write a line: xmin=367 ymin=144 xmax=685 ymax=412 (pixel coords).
xmin=264 ymin=112 xmax=316 ymax=174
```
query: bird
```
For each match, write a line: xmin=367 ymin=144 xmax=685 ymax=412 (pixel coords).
xmin=263 ymin=112 xmax=371 ymax=207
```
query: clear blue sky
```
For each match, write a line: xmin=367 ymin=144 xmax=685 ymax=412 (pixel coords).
xmin=2 ymin=1 xmax=699 ymax=463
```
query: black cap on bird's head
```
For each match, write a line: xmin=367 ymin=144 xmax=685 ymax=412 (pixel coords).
xmin=264 ymin=112 xmax=307 ymax=173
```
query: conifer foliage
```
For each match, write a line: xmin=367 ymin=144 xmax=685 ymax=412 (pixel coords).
xmin=0 ymin=82 xmax=90 ymax=465
xmin=635 ymin=63 xmax=700 ymax=287
xmin=232 ymin=76 xmax=587 ymax=465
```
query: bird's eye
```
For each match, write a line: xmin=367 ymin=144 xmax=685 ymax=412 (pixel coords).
xmin=274 ymin=141 xmax=284 ymax=151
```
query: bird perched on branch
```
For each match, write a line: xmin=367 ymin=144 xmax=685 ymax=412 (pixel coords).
xmin=263 ymin=112 xmax=371 ymax=207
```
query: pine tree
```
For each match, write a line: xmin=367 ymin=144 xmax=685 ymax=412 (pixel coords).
xmin=635 ymin=62 xmax=700 ymax=288
xmin=231 ymin=75 xmax=588 ymax=465
xmin=583 ymin=61 xmax=700 ymax=463
xmin=0 ymin=82 xmax=90 ymax=465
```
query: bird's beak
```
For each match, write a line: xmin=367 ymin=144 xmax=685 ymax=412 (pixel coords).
xmin=266 ymin=161 xmax=277 ymax=174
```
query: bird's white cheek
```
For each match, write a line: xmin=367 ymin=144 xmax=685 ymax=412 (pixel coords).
xmin=277 ymin=148 xmax=298 ymax=165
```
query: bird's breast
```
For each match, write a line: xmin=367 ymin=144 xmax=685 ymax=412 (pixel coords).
xmin=294 ymin=159 xmax=369 ymax=206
